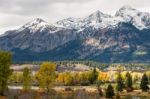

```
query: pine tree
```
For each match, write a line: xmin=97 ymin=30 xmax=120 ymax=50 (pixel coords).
xmin=106 ymin=84 xmax=115 ymax=98
xmin=0 ymin=52 xmax=12 ymax=95
xmin=116 ymin=73 xmax=124 ymax=92
xmin=89 ymin=67 xmax=98 ymax=84
xmin=140 ymin=73 xmax=149 ymax=92
xmin=125 ymin=72 xmax=133 ymax=92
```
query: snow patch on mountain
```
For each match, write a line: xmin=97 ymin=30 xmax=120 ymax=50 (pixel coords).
xmin=1 ymin=5 xmax=150 ymax=37
xmin=116 ymin=5 xmax=150 ymax=30
xmin=56 ymin=10 xmax=112 ymax=29
xmin=57 ymin=6 xmax=150 ymax=30
xmin=13 ymin=6 xmax=150 ymax=34
xmin=17 ymin=18 xmax=63 ymax=34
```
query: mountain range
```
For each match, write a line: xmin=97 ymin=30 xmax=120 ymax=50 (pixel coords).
xmin=0 ymin=5 xmax=150 ymax=63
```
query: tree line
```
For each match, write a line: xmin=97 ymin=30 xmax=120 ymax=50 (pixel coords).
xmin=0 ymin=51 xmax=150 ymax=98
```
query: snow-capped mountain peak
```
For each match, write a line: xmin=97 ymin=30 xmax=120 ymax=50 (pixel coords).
xmin=56 ymin=17 xmax=81 ymax=29
xmin=7 ymin=6 xmax=150 ymax=34
xmin=56 ymin=10 xmax=112 ymax=29
xmin=88 ymin=10 xmax=111 ymax=19
xmin=115 ymin=5 xmax=150 ymax=30
xmin=17 ymin=18 xmax=61 ymax=33
xmin=17 ymin=18 xmax=49 ymax=32
xmin=24 ymin=18 xmax=48 ymax=27
xmin=115 ymin=5 xmax=138 ymax=17
xmin=56 ymin=7 xmax=150 ymax=30
xmin=32 ymin=18 xmax=46 ymax=23
xmin=118 ymin=5 xmax=136 ymax=11
xmin=83 ymin=10 xmax=111 ymax=24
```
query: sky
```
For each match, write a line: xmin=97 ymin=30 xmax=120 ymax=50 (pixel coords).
xmin=0 ymin=0 xmax=150 ymax=34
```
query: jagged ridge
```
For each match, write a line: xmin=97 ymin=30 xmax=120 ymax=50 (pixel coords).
xmin=0 ymin=6 xmax=150 ymax=62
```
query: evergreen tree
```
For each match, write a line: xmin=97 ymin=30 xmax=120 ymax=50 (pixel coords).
xmin=106 ymin=84 xmax=115 ymax=98
xmin=89 ymin=67 xmax=98 ymax=84
xmin=125 ymin=72 xmax=133 ymax=91
xmin=0 ymin=52 xmax=12 ymax=95
xmin=116 ymin=73 xmax=124 ymax=92
xmin=140 ymin=73 xmax=149 ymax=92
xmin=23 ymin=67 xmax=32 ymax=91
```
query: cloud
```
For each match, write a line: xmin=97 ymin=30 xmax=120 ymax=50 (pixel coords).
xmin=0 ymin=0 xmax=149 ymax=16
xmin=0 ymin=0 xmax=92 ymax=15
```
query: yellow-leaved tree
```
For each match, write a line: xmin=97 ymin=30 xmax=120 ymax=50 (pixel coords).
xmin=63 ymin=72 xmax=73 ymax=86
xmin=35 ymin=62 xmax=56 ymax=92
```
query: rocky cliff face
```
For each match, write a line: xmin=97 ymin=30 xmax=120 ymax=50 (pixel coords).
xmin=0 ymin=6 xmax=150 ymax=62
xmin=0 ymin=18 xmax=77 ymax=52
